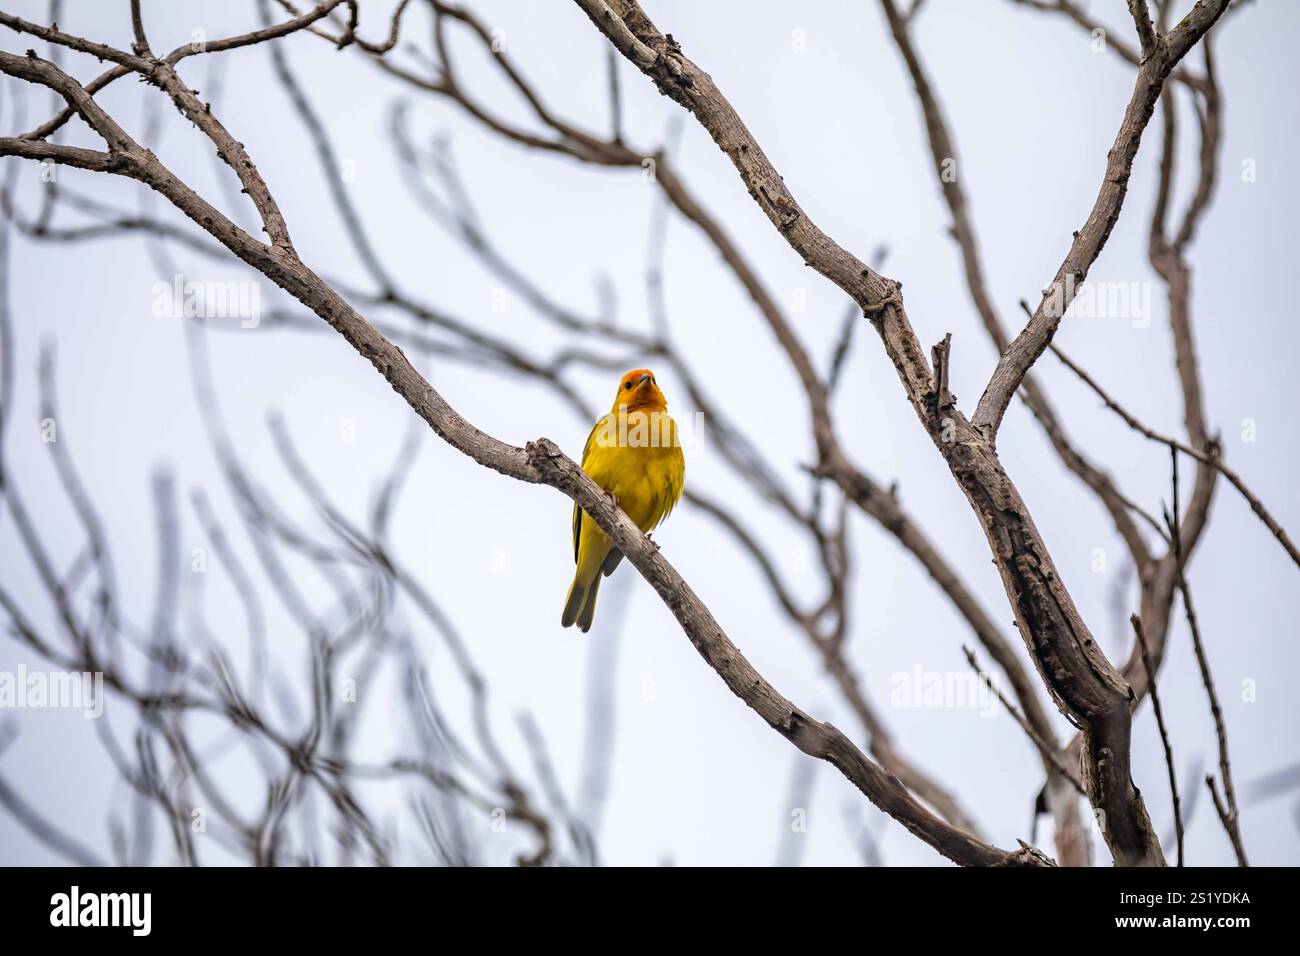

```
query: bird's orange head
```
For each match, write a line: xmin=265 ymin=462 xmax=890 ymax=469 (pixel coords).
xmin=612 ymin=368 xmax=667 ymax=412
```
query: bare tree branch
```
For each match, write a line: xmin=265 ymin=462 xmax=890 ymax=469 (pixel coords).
xmin=1049 ymin=343 xmax=1299 ymax=571
xmin=974 ymin=0 xmax=1230 ymax=436
xmin=575 ymin=0 xmax=1177 ymax=866
xmin=0 ymin=20 xmax=1038 ymax=868
xmin=1131 ymin=614 xmax=1183 ymax=865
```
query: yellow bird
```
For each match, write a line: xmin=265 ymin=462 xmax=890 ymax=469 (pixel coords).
xmin=562 ymin=369 xmax=685 ymax=632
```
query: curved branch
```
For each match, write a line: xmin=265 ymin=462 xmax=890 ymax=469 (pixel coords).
xmin=0 ymin=37 xmax=1036 ymax=868
xmin=576 ymin=0 xmax=1175 ymax=866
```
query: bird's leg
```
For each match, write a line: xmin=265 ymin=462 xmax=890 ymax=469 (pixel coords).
xmin=646 ymin=532 xmax=660 ymax=552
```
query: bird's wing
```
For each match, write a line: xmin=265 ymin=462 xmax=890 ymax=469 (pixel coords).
xmin=572 ymin=415 xmax=607 ymax=564
xmin=571 ymin=500 xmax=582 ymax=564
xmin=650 ymin=418 xmax=686 ymax=529
xmin=660 ymin=444 xmax=686 ymax=524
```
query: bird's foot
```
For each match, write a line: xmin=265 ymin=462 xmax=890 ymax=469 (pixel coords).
xmin=646 ymin=533 xmax=660 ymax=552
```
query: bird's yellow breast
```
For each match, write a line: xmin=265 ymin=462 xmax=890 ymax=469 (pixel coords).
xmin=581 ymin=411 xmax=684 ymax=533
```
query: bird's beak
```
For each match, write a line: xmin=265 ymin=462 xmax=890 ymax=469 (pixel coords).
xmin=636 ymin=373 xmax=652 ymax=387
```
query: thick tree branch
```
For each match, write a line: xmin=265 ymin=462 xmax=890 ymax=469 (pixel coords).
xmin=0 ymin=35 xmax=1037 ymax=868
xmin=877 ymin=0 xmax=1149 ymax=577
xmin=576 ymin=0 xmax=1178 ymax=866
xmin=357 ymin=5 xmax=1029 ymax=834
xmin=1128 ymin=0 xmax=1157 ymax=58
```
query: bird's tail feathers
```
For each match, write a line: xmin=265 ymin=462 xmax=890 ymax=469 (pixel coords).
xmin=561 ymin=575 xmax=586 ymax=629
xmin=561 ymin=565 xmax=604 ymax=633
xmin=576 ymin=573 xmax=602 ymax=633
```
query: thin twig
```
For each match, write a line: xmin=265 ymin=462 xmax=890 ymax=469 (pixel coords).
xmin=1167 ymin=451 xmax=1247 ymax=866
xmin=1050 ymin=337 xmax=1299 ymax=572
xmin=1130 ymin=614 xmax=1183 ymax=865
xmin=962 ymin=647 xmax=1085 ymax=798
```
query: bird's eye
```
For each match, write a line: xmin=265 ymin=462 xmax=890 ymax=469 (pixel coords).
xmin=624 ymin=381 xmax=634 ymax=391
